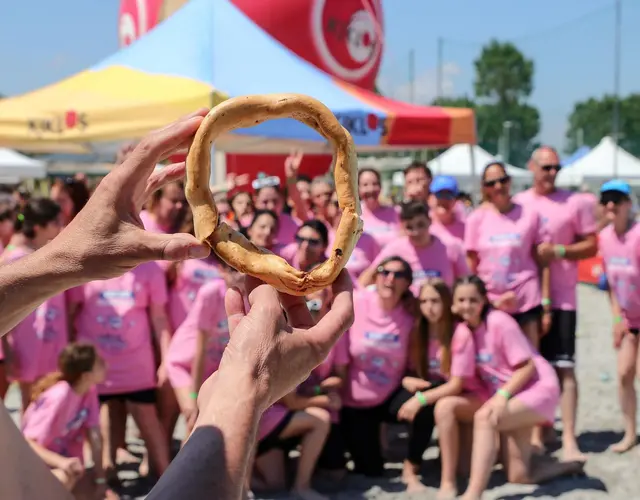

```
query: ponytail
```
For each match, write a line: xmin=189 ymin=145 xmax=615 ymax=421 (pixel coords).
xmin=30 ymin=372 xmax=63 ymax=404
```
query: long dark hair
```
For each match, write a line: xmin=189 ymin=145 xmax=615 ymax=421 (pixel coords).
xmin=14 ymin=197 xmax=60 ymax=239
xmin=452 ymin=275 xmax=491 ymax=324
xmin=411 ymin=278 xmax=454 ymax=379
xmin=30 ymin=343 xmax=99 ymax=404
xmin=52 ymin=177 xmax=90 ymax=219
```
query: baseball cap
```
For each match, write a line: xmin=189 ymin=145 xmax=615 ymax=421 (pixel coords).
xmin=430 ymin=175 xmax=459 ymax=195
xmin=600 ymin=179 xmax=631 ymax=196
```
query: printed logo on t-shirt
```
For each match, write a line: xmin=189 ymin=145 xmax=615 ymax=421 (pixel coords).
xmin=606 ymin=257 xmax=636 ymax=309
xmin=476 ymin=351 xmax=492 ymax=364
xmin=488 ymin=233 xmax=522 ymax=248
xmin=217 ymin=319 xmax=229 ymax=331
xmin=429 ymin=358 xmax=440 ymax=369
xmin=367 ymin=225 xmax=391 ymax=234
xmin=364 ymin=331 xmax=400 ymax=346
xmin=363 ymin=356 xmax=392 ymax=386
xmin=193 ymin=268 xmax=220 ymax=282
xmin=66 ymin=408 xmax=89 ymax=433
xmin=97 ymin=333 xmax=127 ymax=353
xmin=38 ymin=327 xmax=57 ymax=342
xmin=98 ymin=290 xmax=135 ymax=305
xmin=413 ymin=269 xmax=442 ymax=280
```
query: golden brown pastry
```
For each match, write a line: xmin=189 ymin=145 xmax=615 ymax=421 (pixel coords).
xmin=185 ymin=94 xmax=363 ymax=296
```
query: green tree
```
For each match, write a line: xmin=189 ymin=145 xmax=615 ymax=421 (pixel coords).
xmin=565 ymin=94 xmax=640 ymax=157
xmin=432 ymin=96 xmax=476 ymax=109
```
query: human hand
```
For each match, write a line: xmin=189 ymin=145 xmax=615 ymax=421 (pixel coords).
xmin=203 ymin=270 xmax=354 ymax=412
xmin=226 ymin=173 xmax=250 ymax=191
xmin=326 ymin=391 xmax=342 ymax=411
xmin=284 ymin=150 xmax=304 ymax=179
xmin=319 ymin=376 xmax=343 ymax=391
xmin=401 ymin=376 xmax=431 ymax=393
xmin=61 ymin=456 xmax=83 ymax=478
xmin=541 ymin=310 xmax=552 ymax=337
xmin=397 ymin=396 xmax=422 ymax=423
xmin=536 ymin=242 xmax=556 ymax=266
xmin=613 ymin=319 xmax=629 ymax=349
xmin=494 ymin=291 xmax=517 ymax=312
xmin=156 ymin=363 xmax=168 ymax=387
xmin=49 ymin=111 xmax=211 ymax=283
xmin=483 ymin=394 xmax=509 ymax=426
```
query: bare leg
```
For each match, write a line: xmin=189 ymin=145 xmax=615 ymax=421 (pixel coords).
xmin=157 ymin=378 xmax=180 ymax=443
xmin=402 ymin=460 xmax=426 ymax=493
xmin=521 ymin=319 xmax=540 ymax=349
xmin=457 ymin=422 xmax=474 ymax=478
xmin=557 ymin=367 xmax=585 ymax=461
xmin=435 ymin=396 xmax=482 ymax=500
xmin=174 ymin=386 xmax=198 ymax=440
xmin=609 ymin=334 xmax=639 ymax=453
xmin=279 ymin=407 xmax=331 ymax=500
xmin=253 ymin=449 xmax=286 ymax=491
xmin=127 ymin=402 xmax=170 ymax=476
xmin=99 ymin=401 xmax=123 ymax=483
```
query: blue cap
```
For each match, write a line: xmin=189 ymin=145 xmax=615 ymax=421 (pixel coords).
xmin=430 ymin=175 xmax=459 ymax=195
xmin=600 ymin=179 xmax=631 ymax=196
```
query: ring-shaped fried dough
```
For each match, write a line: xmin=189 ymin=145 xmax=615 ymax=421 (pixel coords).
xmin=185 ymin=94 xmax=363 ymax=296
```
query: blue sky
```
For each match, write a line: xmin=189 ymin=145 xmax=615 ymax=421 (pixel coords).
xmin=1 ymin=0 xmax=638 ymax=149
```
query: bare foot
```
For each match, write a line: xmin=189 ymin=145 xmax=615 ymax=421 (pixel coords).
xmin=608 ymin=436 xmax=638 ymax=454
xmin=531 ymin=440 xmax=546 ymax=456
xmin=292 ymin=487 xmax=329 ymax=500
xmin=405 ymin=478 xmax=427 ymax=493
xmin=437 ymin=483 xmax=458 ymax=500
xmin=562 ymin=444 xmax=587 ymax=462
xmin=116 ymin=447 xmax=140 ymax=464
xmin=138 ymin=452 xmax=149 ymax=477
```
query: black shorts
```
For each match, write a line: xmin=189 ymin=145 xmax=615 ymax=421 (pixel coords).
xmin=257 ymin=410 xmax=295 ymax=456
xmin=511 ymin=305 xmax=543 ymax=328
xmin=538 ymin=310 xmax=577 ymax=368
xmin=317 ymin=424 xmax=346 ymax=471
xmin=630 ymin=328 xmax=639 ymax=336
xmin=98 ymin=388 xmax=157 ymax=405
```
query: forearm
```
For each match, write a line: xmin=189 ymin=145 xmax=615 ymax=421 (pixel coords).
xmin=146 ymin=373 xmax=262 ymax=500
xmin=422 ymin=378 xmax=463 ymax=404
xmin=88 ymin=429 xmax=104 ymax=479
xmin=500 ymin=361 xmax=535 ymax=397
xmin=607 ymin=288 xmax=622 ymax=318
xmin=358 ymin=266 xmax=376 ymax=288
xmin=281 ymin=392 xmax=323 ymax=410
xmin=0 ymin=405 xmax=72 ymax=500
xmin=540 ymin=266 xmax=551 ymax=303
xmin=26 ymin=440 xmax=68 ymax=469
xmin=562 ymin=235 xmax=597 ymax=261
xmin=151 ymin=311 xmax=172 ymax=360
xmin=191 ymin=344 xmax=206 ymax=393
xmin=0 ymin=245 xmax=79 ymax=337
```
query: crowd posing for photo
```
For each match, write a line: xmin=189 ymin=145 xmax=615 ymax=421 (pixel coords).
xmin=1 ymin=144 xmax=639 ymax=500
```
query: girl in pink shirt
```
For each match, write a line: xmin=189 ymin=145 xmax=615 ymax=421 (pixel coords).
xmin=398 ymin=279 xmax=488 ymax=493
xmin=166 ymin=263 xmax=242 ymax=435
xmin=358 ymin=168 xmax=401 ymax=248
xmin=229 ymin=191 xmax=254 ymax=229
xmin=465 ymin=162 xmax=547 ymax=347
xmin=140 ymin=181 xmax=187 ymax=236
xmin=452 ymin=276 xmax=581 ymax=500
xmin=2 ymin=198 xmax=65 ymax=411
xmin=280 ymin=220 xmax=329 ymax=271
xmin=253 ymin=183 xmax=299 ymax=245
xmin=340 ymin=257 xmax=424 ymax=478
xmin=68 ymin=261 xmax=172 ymax=478
xmin=244 ymin=209 xmax=285 ymax=255
xmin=598 ymin=180 xmax=640 ymax=453
xmin=360 ymin=201 xmax=468 ymax=295
xmin=22 ymin=343 xmax=117 ymax=499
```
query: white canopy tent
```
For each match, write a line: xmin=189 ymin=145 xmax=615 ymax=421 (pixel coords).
xmin=556 ymin=137 xmax=640 ymax=187
xmin=0 ymin=148 xmax=46 ymax=180
xmin=427 ymin=144 xmax=531 ymax=191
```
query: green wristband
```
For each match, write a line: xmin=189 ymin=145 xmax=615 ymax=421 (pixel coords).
xmin=614 ymin=316 xmax=623 ymax=324
xmin=554 ymin=245 xmax=566 ymax=258
xmin=541 ymin=298 xmax=551 ymax=307
xmin=497 ymin=388 xmax=512 ymax=400
xmin=314 ymin=385 xmax=322 ymax=396
xmin=189 ymin=391 xmax=198 ymax=400
xmin=415 ymin=391 xmax=428 ymax=407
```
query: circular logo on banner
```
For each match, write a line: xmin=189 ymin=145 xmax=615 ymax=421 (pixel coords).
xmin=311 ymin=0 xmax=383 ymax=82
xmin=118 ymin=0 xmax=164 ymax=47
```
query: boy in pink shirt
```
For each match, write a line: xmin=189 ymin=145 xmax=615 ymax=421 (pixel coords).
xmin=22 ymin=343 xmax=115 ymax=498
xmin=451 ymin=276 xmax=581 ymax=500
xmin=429 ymin=176 xmax=466 ymax=244
xmin=514 ymin=146 xmax=598 ymax=460
xmin=359 ymin=201 xmax=468 ymax=295
xmin=598 ymin=180 xmax=640 ymax=454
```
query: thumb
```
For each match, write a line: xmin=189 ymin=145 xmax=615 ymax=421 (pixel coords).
xmin=142 ymin=231 xmax=210 ymax=261
xmin=225 ymin=286 xmax=247 ymax=335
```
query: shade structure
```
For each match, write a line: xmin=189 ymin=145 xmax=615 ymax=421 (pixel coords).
xmin=0 ymin=0 xmax=475 ymax=155
xmin=556 ymin=137 xmax=640 ymax=187
xmin=0 ymin=148 xmax=46 ymax=179
xmin=561 ymin=145 xmax=591 ymax=167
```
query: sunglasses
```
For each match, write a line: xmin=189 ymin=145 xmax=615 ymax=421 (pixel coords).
xmin=377 ymin=267 xmax=411 ymax=280
xmin=295 ymin=235 xmax=322 ymax=247
xmin=306 ymin=299 xmax=323 ymax=312
xmin=540 ymin=164 xmax=561 ymax=173
xmin=600 ymin=192 xmax=629 ymax=206
xmin=483 ymin=175 xmax=511 ymax=188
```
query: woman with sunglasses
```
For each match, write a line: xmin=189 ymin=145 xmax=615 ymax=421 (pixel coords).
xmin=358 ymin=168 xmax=401 ymax=248
xmin=339 ymin=256 xmax=427 ymax=478
xmin=598 ymin=180 xmax=640 ymax=453
xmin=465 ymin=162 xmax=547 ymax=347
xmin=280 ymin=220 xmax=329 ymax=271
xmin=360 ymin=201 xmax=468 ymax=295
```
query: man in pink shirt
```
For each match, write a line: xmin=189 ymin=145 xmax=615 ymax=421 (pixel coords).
xmin=514 ymin=146 xmax=598 ymax=461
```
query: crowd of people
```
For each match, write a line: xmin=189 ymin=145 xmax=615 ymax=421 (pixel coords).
xmin=0 ymin=142 xmax=638 ymax=500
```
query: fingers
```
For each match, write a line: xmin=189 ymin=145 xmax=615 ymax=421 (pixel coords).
xmin=279 ymin=293 xmax=315 ymax=329
xmin=141 ymin=231 xmax=210 ymax=262
xmin=246 ymin=284 xmax=284 ymax=329
xmin=143 ymin=162 xmax=187 ymax=202
xmin=307 ymin=271 xmax=354 ymax=356
xmin=225 ymin=286 xmax=247 ymax=335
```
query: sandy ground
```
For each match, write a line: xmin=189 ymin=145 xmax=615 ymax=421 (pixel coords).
xmin=5 ymin=284 xmax=640 ymax=499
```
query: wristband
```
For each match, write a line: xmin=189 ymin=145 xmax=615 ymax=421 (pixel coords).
xmin=554 ymin=245 xmax=566 ymax=258
xmin=314 ymin=385 xmax=322 ymax=396
xmin=94 ymin=477 xmax=106 ymax=485
xmin=541 ymin=298 xmax=551 ymax=308
xmin=189 ymin=391 xmax=198 ymax=400
xmin=415 ymin=391 xmax=428 ymax=407
xmin=614 ymin=315 xmax=623 ymax=324
xmin=497 ymin=388 xmax=512 ymax=400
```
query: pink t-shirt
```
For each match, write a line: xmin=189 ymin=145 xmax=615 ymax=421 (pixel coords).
xmin=465 ymin=204 xmax=543 ymax=314
xmin=275 ymin=213 xmax=299 ymax=246
xmin=257 ymin=403 xmax=290 ymax=441
xmin=360 ymin=204 xmax=401 ymax=248
xmin=22 ymin=381 xmax=100 ymax=463
xmin=514 ymin=188 xmax=596 ymax=310
xmin=69 ymin=262 xmax=168 ymax=395
xmin=430 ymin=218 xmax=465 ymax=245
xmin=599 ymin=223 xmax=640 ymax=328
xmin=467 ymin=309 xmax=557 ymax=393
xmin=168 ymin=257 xmax=223 ymax=330
xmin=139 ymin=210 xmax=172 ymax=271
xmin=166 ymin=281 xmax=230 ymax=387
xmin=340 ymin=289 xmax=415 ymax=408
xmin=373 ymin=235 xmax=468 ymax=295
xmin=4 ymin=247 xmax=68 ymax=382
xmin=328 ymin=229 xmax=379 ymax=282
